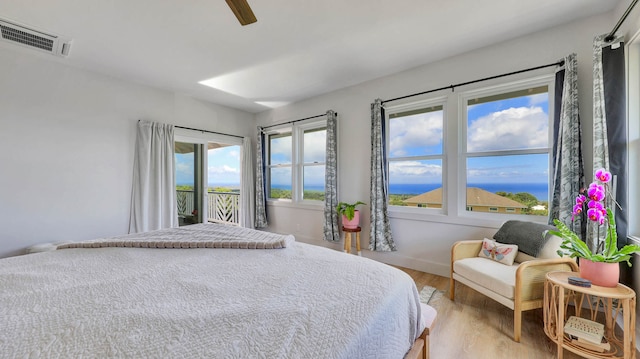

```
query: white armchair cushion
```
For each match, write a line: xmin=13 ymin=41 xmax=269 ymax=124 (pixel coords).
xmin=453 ymin=257 xmax=518 ymax=299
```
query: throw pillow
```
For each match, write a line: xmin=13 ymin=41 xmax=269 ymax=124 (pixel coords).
xmin=493 ymin=220 xmax=556 ymax=257
xmin=477 ymin=238 xmax=518 ymax=266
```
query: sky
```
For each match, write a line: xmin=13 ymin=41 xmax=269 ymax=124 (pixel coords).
xmin=176 ymin=145 xmax=241 ymax=187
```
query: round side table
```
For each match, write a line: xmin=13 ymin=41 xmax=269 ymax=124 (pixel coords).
xmin=543 ymin=271 xmax=636 ymax=359
xmin=342 ymin=226 xmax=361 ymax=256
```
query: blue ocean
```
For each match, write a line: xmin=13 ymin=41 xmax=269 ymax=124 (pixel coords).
xmin=274 ymin=183 xmax=549 ymax=201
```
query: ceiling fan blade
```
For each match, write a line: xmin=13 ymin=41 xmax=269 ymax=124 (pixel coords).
xmin=225 ymin=0 xmax=257 ymax=26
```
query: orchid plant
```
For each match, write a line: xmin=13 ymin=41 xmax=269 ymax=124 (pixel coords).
xmin=550 ymin=168 xmax=640 ymax=266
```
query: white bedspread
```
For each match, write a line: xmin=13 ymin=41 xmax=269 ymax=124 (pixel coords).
xmin=0 ymin=232 xmax=424 ymax=358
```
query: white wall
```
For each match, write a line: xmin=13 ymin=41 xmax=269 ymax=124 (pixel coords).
xmin=0 ymin=48 xmax=255 ymax=258
xmin=256 ymin=13 xmax=615 ymax=276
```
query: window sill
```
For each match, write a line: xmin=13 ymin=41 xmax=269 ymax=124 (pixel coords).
xmin=267 ymin=200 xmax=324 ymax=212
xmin=388 ymin=206 xmax=549 ymax=229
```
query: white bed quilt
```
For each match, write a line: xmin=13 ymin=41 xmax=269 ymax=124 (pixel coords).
xmin=0 ymin=231 xmax=424 ymax=358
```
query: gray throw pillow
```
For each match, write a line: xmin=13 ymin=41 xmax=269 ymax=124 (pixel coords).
xmin=493 ymin=220 xmax=557 ymax=257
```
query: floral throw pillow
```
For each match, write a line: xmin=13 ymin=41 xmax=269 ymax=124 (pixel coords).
xmin=477 ymin=238 xmax=518 ymax=266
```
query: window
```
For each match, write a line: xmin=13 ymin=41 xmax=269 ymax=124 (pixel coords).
xmin=266 ymin=121 xmax=326 ymax=203
xmin=386 ymin=100 xmax=445 ymax=210
xmin=175 ymin=130 xmax=243 ymax=226
xmin=462 ymin=80 xmax=552 ymax=216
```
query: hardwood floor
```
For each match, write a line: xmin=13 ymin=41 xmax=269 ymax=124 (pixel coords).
xmin=396 ymin=266 xmax=636 ymax=359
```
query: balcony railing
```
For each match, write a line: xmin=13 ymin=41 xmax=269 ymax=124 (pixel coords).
xmin=176 ymin=190 xmax=240 ymax=226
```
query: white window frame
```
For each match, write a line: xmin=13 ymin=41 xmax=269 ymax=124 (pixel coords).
xmin=627 ymin=30 xmax=640 ymax=244
xmin=384 ymin=97 xmax=447 ymax=215
xmin=458 ymin=75 xmax=555 ymax=221
xmin=265 ymin=119 xmax=327 ymax=206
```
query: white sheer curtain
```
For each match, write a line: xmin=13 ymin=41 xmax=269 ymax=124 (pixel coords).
xmin=240 ymin=136 xmax=256 ymax=228
xmin=129 ymin=120 xmax=178 ymax=233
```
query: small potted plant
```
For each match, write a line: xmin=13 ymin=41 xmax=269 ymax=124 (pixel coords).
xmin=551 ymin=168 xmax=640 ymax=287
xmin=336 ymin=201 xmax=366 ymax=229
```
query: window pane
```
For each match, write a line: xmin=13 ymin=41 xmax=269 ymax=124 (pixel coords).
xmin=269 ymin=167 xmax=292 ymax=199
xmin=389 ymin=106 xmax=443 ymax=158
xmin=207 ymin=144 xmax=240 ymax=191
xmin=269 ymin=133 xmax=292 ymax=165
xmin=303 ymin=165 xmax=325 ymax=200
xmin=304 ymin=128 xmax=326 ymax=163
xmin=467 ymin=87 xmax=549 ymax=152
xmin=466 ymin=154 xmax=549 ymax=215
xmin=388 ymin=159 xmax=442 ymax=208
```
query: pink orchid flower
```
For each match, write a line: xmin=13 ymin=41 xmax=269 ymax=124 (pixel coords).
xmin=587 ymin=185 xmax=605 ymax=201
xmin=595 ymin=168 xmax=612 ymax=183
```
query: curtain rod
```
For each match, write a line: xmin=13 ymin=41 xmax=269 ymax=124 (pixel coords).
xmin=259 ymin=111 xmax=337 ymax=130
xmin=174 ymin=125 xmax=244 ymax=139
xmin=605 ymin=0 xmax=639 ymax=42
xmin=381 ymin=60 xmax=564 ymax=105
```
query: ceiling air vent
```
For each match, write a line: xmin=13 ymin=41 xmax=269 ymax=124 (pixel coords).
xmin=0 ymin=18 xmax=72 ymax=57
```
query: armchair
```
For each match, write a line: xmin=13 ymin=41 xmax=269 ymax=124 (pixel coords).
xmin=449 ymin=222 xmax=578 ymax=342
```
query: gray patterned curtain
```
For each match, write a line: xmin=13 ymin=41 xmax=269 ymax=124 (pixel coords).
xmin=255 ymin=128 xmax=268 ymax=228
xmin=592 ymin=34 xmax=628 ymax=253
xmin=323 ymin=110 xmax=340 ymax=242
xmin=549 ymin=54 xmax=584 ymax=238
xmin=369 ymin=99 xmax=396 ymax=251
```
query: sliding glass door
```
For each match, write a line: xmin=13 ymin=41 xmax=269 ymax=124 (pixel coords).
xmin=175 ymin=130 xmax=242 ymax=226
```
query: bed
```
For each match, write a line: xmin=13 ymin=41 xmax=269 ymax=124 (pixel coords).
xmin=0 ymin=224 xmax=427 ymax=358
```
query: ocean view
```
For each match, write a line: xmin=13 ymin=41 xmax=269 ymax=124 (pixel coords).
xmin=272 ymin=182 xmax=549 ymax=201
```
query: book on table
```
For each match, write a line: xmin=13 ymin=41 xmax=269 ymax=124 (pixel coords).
xmin=570 ymin=336 xmax=611 ymax=353
xmin=563 ymin=316 xmax=605 ymax=344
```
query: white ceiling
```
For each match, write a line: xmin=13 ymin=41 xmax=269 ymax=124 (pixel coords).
xmin=0 ymin=1 xmax=621 ymax=113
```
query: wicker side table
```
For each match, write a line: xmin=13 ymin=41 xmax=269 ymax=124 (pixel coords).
xmin=543 ymin=271 xmax=636 ymax=359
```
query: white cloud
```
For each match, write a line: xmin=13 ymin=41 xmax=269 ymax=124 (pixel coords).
xmin=389 ymin=161 xmax=442 ymax=177
xmin=528 ymin=93 xmax=548 ymax=106
xmin=389 ymin=112 xmax=442 ymax=156
xmin=227 ymin=150 xmax=240 ymax=159
xmin=303 ymin=130 xmax=326 ymax=162
xmin=270 ymin=135 xmax=292 ymax=163
xmin=208 ymin=165 xmax=239 ymax=175
xmin=467 ymin=106 xmax=548 ymax=152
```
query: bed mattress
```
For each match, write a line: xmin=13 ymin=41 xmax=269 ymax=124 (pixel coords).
xmin=0 ymin=225 xmax=424 ymax=358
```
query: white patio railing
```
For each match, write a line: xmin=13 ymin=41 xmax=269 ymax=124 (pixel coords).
xmin=176 ymin=189 xmax=240 ymax=226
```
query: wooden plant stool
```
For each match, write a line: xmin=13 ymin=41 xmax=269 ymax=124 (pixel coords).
xmin=342 ymin=226 xmax=361 ymax=256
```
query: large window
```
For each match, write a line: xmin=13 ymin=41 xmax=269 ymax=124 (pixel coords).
xmin=385 ymin=76 xmax=554 ymax=221
xmin=462 ymin=81 xmax=552 ymax=216
xmin=386 ymin=100 xmax=445 ymax=210
xmin=266 ymin=121 xmax=326 ymax=203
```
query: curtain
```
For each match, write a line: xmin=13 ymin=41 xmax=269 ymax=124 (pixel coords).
xmin=240 ymin=136 xmax=255 ymax=229
xmin=549 ymin=54 xmax=585 ymax=239
xmin=369 ymin=99 xmax=396 ymax=251
xmin=129 ymin=120 xmax=178 ymax=233
xmin=323 ymin=110 xmax=340 ymax=242
xmin=592 ymin=34 xmax=628 ymax=249
xmin=255 ymin=128 xmax=268 ymax=228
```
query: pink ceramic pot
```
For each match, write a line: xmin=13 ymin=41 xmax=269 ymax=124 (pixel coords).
xmin=342 ymin=210 xmax=360 ymax=229
xmin=579 ymin=258 xmax=620 ymax=287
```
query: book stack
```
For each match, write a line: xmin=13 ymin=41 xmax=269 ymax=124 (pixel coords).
xmin=564 ymin=316 xmax=610 ymax=352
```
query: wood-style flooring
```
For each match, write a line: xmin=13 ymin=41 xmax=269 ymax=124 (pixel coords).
xmin=396 ymin=266 xmax=638 ymax=359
